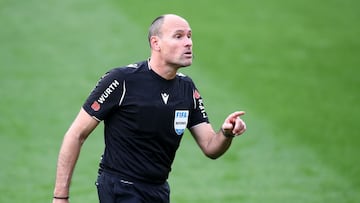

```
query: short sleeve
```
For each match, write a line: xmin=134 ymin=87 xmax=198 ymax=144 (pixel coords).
xmin=83 ymin=69 xmax=124 ymax=121
xmin=187 ymin=85 xmax=210 ymax=128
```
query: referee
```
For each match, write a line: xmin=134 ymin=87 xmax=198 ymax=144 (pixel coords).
xmin=53 ymin=14 xmax=246 ymax=203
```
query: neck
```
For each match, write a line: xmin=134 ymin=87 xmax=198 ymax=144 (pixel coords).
xmin=148 ymin=59 xmax=178 ymax=80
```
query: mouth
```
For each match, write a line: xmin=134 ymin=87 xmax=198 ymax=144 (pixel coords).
xmin=184 ymin=51 xmax=192 ymax=58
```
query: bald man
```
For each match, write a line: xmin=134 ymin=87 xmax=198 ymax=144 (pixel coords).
xmin=53 ymin=14 xmax=246 ymax=203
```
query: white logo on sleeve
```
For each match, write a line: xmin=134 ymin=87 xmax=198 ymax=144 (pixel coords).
xmin=174 ymin=110 xmax=189 ymax=135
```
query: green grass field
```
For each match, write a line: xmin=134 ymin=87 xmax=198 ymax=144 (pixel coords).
xmin=1 ymin=0 xmax=359 ymax=202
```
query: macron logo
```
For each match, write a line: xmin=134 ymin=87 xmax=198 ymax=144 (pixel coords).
xmin=161 ymin=93 xmax=169 ymax=104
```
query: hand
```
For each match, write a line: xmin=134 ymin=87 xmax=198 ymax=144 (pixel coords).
xmin=222 ymin=111 xmax=246 ymax=136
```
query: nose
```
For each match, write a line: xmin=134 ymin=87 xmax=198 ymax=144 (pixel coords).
xmin=184 ymin=37 xmax=192 ymax=47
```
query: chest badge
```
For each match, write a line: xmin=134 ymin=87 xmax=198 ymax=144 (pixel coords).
xmin=174 ymin=110 xmax=189 ymax=135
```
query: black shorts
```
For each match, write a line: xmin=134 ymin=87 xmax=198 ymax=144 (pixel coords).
xmin=95 ymin=171 xmax=170 ymax=203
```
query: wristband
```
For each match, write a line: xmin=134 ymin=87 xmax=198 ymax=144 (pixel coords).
xmin=53 ymin=196 xmax=69 ymax=200
xmin=221 ymin=128 xmax=235 ymax=138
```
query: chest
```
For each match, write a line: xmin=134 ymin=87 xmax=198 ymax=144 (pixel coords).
xmin=119 ymin=77 xmax=194 ymax=135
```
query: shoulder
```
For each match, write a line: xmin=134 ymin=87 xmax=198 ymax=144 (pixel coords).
xmin=99 ymin=60 xmax=147 ymax=81
xmin=109 ymin=60 xmax=147 ymax=75
xmin=93 ymin=60 xmax=147 ymax=88
xmin=176 ymin=72 xmax=195 ymax=85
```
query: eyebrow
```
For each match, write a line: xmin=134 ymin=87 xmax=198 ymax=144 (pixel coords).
xmin=173 ymin=29 xmax=192 ymax=34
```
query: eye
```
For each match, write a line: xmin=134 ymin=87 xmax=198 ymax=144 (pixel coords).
xmin=175 ymin=34 xmax=182 ymax=39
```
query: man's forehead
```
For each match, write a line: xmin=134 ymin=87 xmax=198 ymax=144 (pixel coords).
xmin=162 ymin=15 xmax=191 ymax=32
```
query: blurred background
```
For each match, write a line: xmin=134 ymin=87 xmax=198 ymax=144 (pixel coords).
xmin=0 ymin=0 xmax=359 ymax=202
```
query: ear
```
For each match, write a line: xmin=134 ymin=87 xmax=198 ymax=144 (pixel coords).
xmin=150 ymin=36 xmax=161 ymax=51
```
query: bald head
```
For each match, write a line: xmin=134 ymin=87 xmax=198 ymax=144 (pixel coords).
xmin=147 ymin=14 xmax=193 ymax=71
xmin=148 ymin=14 xmax=189 ymax=47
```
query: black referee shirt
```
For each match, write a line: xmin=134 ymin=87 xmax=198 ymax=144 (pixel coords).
xmin=83 ymin=60 xmax=209 ymax=184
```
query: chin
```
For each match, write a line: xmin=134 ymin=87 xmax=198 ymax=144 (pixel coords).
xmin=180 ymin=63 xmax=192 ymax=68
xmin=182 ymin=59 xmax=193 ymax=67
xmin=171 ymin=59 xmax=192 ymax=68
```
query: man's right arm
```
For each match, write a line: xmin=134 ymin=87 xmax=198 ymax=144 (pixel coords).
xmin=53 ymin=108 xmax=99 ymax=202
